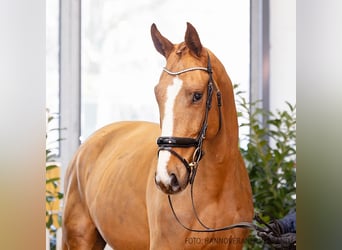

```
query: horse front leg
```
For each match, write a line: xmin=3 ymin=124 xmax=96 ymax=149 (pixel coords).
xmin=62 ymin=179 xmax=106 ymax=250
xmin=62 ymin=209 xmax=107 ymax=250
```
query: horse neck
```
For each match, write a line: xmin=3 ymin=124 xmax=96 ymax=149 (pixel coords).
xmin=201 ymin=129 xmax=241 ymax=192
xmin=199 ymin=53 xmax=242 ymax=189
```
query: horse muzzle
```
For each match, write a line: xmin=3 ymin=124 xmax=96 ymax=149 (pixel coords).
xmin=155 ymin=146 xmax=192 ymax=194
xmin=155 ymin=173 xmax=184 ymax=194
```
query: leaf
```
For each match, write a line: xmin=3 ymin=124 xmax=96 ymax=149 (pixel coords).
xmin=46 ymin=177 xmax=60 ymax=184
xmin=57 ymin=192 xmax=64 ymax=199
xmin=46 ymin=214 xmax=53 ymax=229
xmin=46 ymin=195 xmax=55 ymax=203
xmin=46 ymin=164 xmax=59 ymax=171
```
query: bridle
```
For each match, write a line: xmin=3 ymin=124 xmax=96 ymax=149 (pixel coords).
xmin=156 ymin=52 xmax=262 ymax=233
xmin=157 ymin=53 xmax=221 ymax=184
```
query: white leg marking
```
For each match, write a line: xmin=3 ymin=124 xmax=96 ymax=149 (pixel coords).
xmin=156 ymin=77 xmax=183 ymax=185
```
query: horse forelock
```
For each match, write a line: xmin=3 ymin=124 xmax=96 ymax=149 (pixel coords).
xmin=165 ymin=42 xmax=207 ymax=69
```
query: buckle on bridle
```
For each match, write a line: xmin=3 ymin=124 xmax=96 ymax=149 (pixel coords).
xmin=188 ymin=147 xmax=203 ymax=184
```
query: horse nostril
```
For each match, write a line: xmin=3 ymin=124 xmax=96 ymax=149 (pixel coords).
xmin=170 ymin=173 xmax=180 ymax=191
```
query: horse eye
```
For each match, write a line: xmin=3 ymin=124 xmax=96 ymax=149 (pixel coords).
xmin=192 ymin=92 xmax=203 ymax=103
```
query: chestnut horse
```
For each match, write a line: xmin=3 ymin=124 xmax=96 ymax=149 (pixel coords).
xmin=62 ymin=23 xmax=253 ymax=250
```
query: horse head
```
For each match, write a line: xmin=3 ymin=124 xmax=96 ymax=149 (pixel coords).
xmin=151 ymin=23 xmax=226 ymax=195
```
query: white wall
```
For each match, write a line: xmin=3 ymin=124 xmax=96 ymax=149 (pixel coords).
xmin=269 ymin=0 xmax=296 ymax=111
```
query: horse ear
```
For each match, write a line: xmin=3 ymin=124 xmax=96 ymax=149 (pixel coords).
xmin=151 ymin=23 xmax=174 ymax=58
xmin=185 ymin=22 xmax=203 ymax=57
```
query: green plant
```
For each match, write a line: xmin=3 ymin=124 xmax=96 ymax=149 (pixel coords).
xmin=46 ymin=110 xmax=64 ymax=250
xmin=235 ymin=86 xmax=296 ymax=249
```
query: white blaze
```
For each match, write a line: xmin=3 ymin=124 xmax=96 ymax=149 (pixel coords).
xmin=155 ymin=77 xmax=183 ymax=185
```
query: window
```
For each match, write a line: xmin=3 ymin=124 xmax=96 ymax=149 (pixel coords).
xmin=81 ymin=0 xmax=250 ymax=140
xmin=46 ymin=0 xmax=60 ymax=156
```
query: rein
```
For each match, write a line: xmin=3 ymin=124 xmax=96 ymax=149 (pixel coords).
xmin=156 ymin=52 xmax=264 ymax=234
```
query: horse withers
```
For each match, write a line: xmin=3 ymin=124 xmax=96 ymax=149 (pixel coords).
xmin=62 ymin=23 xmax=254 ymax=250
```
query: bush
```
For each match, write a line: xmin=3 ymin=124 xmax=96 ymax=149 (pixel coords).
xmin=46 ymin=110 xmax=64 ymax=250
xmin=235 ymin=86 xmax=296 ymax=249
